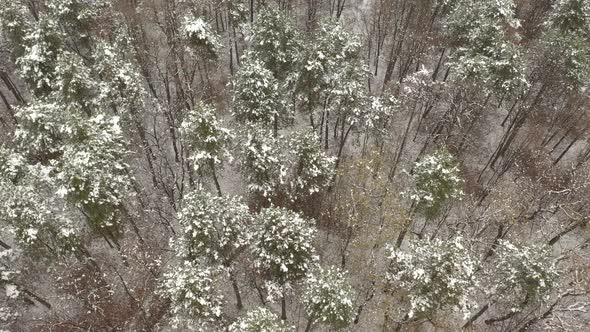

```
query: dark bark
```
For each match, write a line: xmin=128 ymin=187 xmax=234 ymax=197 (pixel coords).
xmin=230 ymin=269 xmax=243 ymax=311
xmin=463 ymin=303 xmax=489 ymax=329
xmin=19 ymin=287 xmax=51 ymax=309
xmin=0 ymin=239 xmax=10 ymax=249
xmin=281 ymin=294 xmax=287 ymax=320
xmin=210 ymin=161 xmax=223 ymax=197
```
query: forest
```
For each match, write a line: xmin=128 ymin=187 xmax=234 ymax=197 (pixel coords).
xmin=0 ymin=0 xmax=589 ymax=331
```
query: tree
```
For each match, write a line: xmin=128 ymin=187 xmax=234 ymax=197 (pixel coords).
xmin=251 ymin=207 xmax=317 ymax=319
xmin=56 ymin=114 xmax=131 ymax=241
xmin=229 ymin=307 xmax=293 ymax=332
xmin=295 ymin=18 xmax=370 ymax=156
xmin=237 ymin=125 xmax=288 ymax=198
xmin=2 ymin=0 xmax=107 ymax=98
xmin=296 ymin=18 xmax=365 ymax=114
xmin=547 ymin=0 xmax=590 ymax=33
xmin=0 ymin=0 xmax=31 ymax=61
xmin=180 ymin=103 xmax=233 ymax=195
xmin=11 ymin=89 xmax=133 ymax=246
xmin=248 ymin=8 xmax=303 ymax=81
xmin=486 ymin=240 xmax=559 ymax=313
xmin=0 ymin=178 xmax=79 ymax=258
xmin=386 ymin=236 xmax=479 ymax=320
xmin=91 ymin=40 xmax=147 ymax=112
xmin=45 ymin=0 xmax=108 ymax=36
xmin=2 ymin=0 xmax=136 ymax=246
xmin=241 ymin=7 xmax=303 ymax=131
xmin=301 ymin=265 xmax=355 ymax=331
xmin=443 ymin=0 xmax=528 ymax=93
xmin=232 ymin=58 xmax=283 ymax=127
xmin=13 ymin=101 xmax=66 ymax=162
xmin=237 ymin=127 xmax=336 ymax=201
xmin=402 ymin=147 xmax=464 ymax=219
xmin=0 ymin=248 xmax=20 ymax=329
xmin=542 ymin=0 xmax=590 ymax=90
xmin=175 ymin=189 xmax=250 ymax=309
xmin=0 ymin=146 xmax=81 ymax=259
xmin=181 ymin=15 xmax=222 ymax=60
xmin=159 ymin=261 xmax=224 ymax=329
xmin=287 ymin=129 xmax=335 ymax=200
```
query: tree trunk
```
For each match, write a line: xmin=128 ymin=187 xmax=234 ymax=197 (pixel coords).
xmin=389 ymin=102 xmax=417 ymax=180
xmin=304 ymin=312 xmax=316 ymax=332
xmin=210 ymin=161 xmax=223 ymax=196
xmin=281 ymin=294 xmax=287 ymax=320
xmin=463 ymin=303 xmax=489 ymax=329
xmin=230 ymin=269 xmax=243 ymax=311
xmin=19 ymin=286 xmax=51 ymax=309
xmin=0 ymin=239 xmax=10 ymax=249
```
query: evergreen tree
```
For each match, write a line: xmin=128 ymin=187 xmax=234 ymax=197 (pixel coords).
xmin=443 ymin=0 xmax=528 ymax=92
xmin=181 ymin=15 xmax=222 ymax=60
xmin=251 ymin=207 xmax=316 ymax=319
xmin=386 ymin=236 xmax=479 ymax=319
xmin=237 ymin=125 xmax=288 ymax=198
xmin=297 ymin=18 xmax=366 ymax=114
xmin=248 ymin=8 xmax=303 ymax=81
xmin=175 ymin=189 xmax=251 ymax=309
xmin=486 ymin=240 xmax=559 ymax=312
xmin=180 ymin=102 xmax=233 ymax=194
xmin=159 ymin=261 xmax=224 ymax=330
xmin=232 ymin=58 xmax=283 ymax=127
xmin=542 ymin=0 xmax=590 ymax=90
xmin=229 ymin=307 xmax=293 ymax=332
xmin=301 ymin=265 xmax=355 ymax=331
xmin=402 ymin=148 xmax=464 ymax=219
xmin=287 ymin=129 xmax=335 ymax=199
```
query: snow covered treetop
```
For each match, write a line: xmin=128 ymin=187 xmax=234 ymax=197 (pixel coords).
xmin=176 ymin=189 xmax=250 ymax=265
xmin=302 ymin=265 xmax=355 ymax=330
xmin=159 ymin=261 xmax=224 ymax=329
xmin=403 ymin=148 xmax=464 ymax=219
xmin=548 ymin=0 xmax=590 ymax=33
xmin=251 ymin=207 xmax=316 ymax=284
xmin=232 ymin=58 xmax=282 ymax=125
xmin=229 ymin=307 xmax=293 ymax=332
xmin=180 ymin=102 xmax=233 ymax=173
xmin=443 ymin=0 xmax=527 ymax=92
xmin=182 ymin=16 xmax=222 ymax=60
xmin=386 ymin=236 xmax=478 ymax=319
xmin=487 ymin=240 xmax=559 ymax=311
xmin=248 ymin=8 xmax=303 ymax=80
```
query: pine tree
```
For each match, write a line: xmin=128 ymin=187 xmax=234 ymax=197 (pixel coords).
xmin=296 ymin=18 xmax=366 ymax=113
xmin=237 ymin=125 xmax=288 ymax=198
xmin=248 ymin=8 xmax=303 ymax=81
xmin=251 ymin=207 xmax=316 ymax=319
xmin=159 ymin=261 xmax=224 ymax=330
xmin=486 ymin=240 xmax=559 ymax=312
xmin=181 ymin=15 xmax=222 ymax=60
xmin=386 ymin=236 xmax=478 ymax=319
xmin=403 ymin=147 xmax=464 ymax=219
xmin=287 ymin=129 xmax=335 ymax=199
xmin=229 ymin=307 xmax=293 ymax=332
xmin=1 ymin=0 xmax=136 ymax=244
xmin=301 ymin=265 xmax=355 ymax=331
xmin=443 ymin=0 xmax=527 ymax=93
xmin=542 ymin=0 xmax=590 ymax=90
xmin=232 ymin=58 xmax=283 ymax=127
xmin=175 ymin=189 xmax=251 ymax=309
xmin=180 ymin=102 xmax=233 ymax=195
